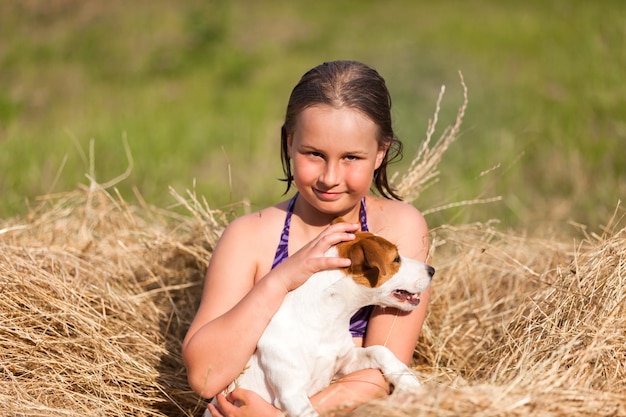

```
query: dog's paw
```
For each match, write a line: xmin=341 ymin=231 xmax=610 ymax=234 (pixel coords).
xmin=279 ymin=397 xmax=319 ymax=417
xmin=390 ymin=372 xmax=421 ymax=394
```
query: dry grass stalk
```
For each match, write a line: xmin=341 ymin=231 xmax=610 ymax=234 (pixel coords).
xmin=393 ymin=72 xmax=503 ymax=216
xmin=392 ymin=71 xmax=469 ymax=205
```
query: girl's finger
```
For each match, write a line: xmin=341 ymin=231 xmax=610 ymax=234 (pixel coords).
xmin=214 ymin=393 xmax=239 ymax=416
xmin=317 ymin=224 xmax=358 ymax=248
xmin=327 ymin=221 xmax=360 ymax=234
xmin=305 ymin=248 xmax=353 ymax=273
xmin=226 ymin=387 xmax=245 ymax=404
xmin=207 ymin=402 xmax=225 ymax=417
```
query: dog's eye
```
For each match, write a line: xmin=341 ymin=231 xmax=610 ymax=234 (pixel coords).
xmin=393 ymin=255 xmax=400 ymax=263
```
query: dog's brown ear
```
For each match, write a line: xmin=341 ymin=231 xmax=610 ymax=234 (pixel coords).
xmin=331 ymin=217 xmax=346 ymax=225
xmin=347 ymin=240 xmax=385 ymax=288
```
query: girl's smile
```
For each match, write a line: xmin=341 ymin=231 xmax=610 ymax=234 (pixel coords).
xmin=313 ymin=189 xmax=344 ymax=201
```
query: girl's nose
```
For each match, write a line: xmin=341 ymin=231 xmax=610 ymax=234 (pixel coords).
xmin=319 ymin=161 xmax=340 ymax=186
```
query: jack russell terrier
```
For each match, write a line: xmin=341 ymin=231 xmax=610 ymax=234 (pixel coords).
xmin=209 ymin=227 xmax=434 ymax=417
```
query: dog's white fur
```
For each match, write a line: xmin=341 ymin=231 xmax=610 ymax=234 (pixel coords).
xmin=208 ymin=232 xmax=433 ymax=417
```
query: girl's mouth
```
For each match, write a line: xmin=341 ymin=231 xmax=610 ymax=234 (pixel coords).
xmin=314 ymin=189 xmax=344 ymax=201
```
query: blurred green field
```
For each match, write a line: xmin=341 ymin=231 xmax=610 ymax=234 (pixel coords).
xmin=1 ymin=0 xmax=624 ymax=234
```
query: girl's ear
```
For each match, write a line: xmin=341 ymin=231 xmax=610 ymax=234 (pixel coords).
xmin=287 ymin=133 xmax=295 ymax=157
xmin=374 ymin=142 xmax=390 ymax=169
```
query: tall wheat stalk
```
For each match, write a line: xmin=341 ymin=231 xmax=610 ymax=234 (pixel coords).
xmin=392 ymin=72 xmax=468 ymax=205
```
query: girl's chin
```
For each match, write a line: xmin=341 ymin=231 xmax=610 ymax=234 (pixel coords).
xmin=301 ymin=190 xmax=362 ymax=214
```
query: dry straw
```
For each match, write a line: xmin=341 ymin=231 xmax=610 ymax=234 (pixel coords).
xmin=391 ymin=73 xmax=469 ymax=203
xmin=0 ymin=184 xmax=219 ymax=416
xmin=1 ymin=82 xmax=624 ymax=416
xmin=392 ymin=72 xmax=502 ymax=215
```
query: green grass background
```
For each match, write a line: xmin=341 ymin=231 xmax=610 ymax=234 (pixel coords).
xmin=1 ymin=0 xmax=624 ymax=234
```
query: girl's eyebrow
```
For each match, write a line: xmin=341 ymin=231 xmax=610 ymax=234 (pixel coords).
xmin=296 ymin=144 xmax=323 ymax=153
xmin=340 ymin=148 xmax=369 ymax=156
xmin=298 ymin=144 xmax=369 ymax=156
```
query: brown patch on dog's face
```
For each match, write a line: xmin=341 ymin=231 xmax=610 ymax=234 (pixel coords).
xmin=336 ymin=232 xmax=401 ymax=288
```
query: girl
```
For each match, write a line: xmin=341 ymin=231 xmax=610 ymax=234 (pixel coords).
xmin=182 ymin=60 xmax=431 ymax=416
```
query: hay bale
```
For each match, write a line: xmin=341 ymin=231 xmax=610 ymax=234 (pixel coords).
xmin=1 ymin=185 xmax=625 ymax=416
xmin=0 ymin=185 xmax=219 ymax=416
xmin=336 ymin=220 xmax=626 ymax=416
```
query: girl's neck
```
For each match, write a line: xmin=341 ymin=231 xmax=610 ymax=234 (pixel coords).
xmin=292 ymin=195 xmax=363 ymax=228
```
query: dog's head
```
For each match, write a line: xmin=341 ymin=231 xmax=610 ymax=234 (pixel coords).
xmin=334 ymin=219 xmax=434 ymax=310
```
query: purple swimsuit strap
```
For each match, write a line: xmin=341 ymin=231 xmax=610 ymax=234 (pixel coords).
xmin=271 ymin=193 xmax=373 ymax=338
xmin=271 ymin=195 xmax=297 ymax=270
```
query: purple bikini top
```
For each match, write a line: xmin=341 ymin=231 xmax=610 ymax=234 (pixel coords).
xmin=271 ymin=194 xmax=373 ymax=338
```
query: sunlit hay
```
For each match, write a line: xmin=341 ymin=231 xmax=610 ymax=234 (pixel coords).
xmin=2 ymin=117 xmax=625 ymax=417
xmin=338 ymin=384 xmax=625 ymax=417
xmin=2 ymin=183 xmax=625 ymax=416
xmin=0 ymin=184 xmax=222 ymax=416
xmin=424 ymin=220 xmax=626 ymax=394
xmin=332 ymin=218 xmax=626 ymax=416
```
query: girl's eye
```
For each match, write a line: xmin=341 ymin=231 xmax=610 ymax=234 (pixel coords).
xmin=345 ymin=155 xmax=360 ymax=161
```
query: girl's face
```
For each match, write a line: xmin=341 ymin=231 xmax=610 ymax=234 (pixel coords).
xmin=288 ymin=105 xmax=387 ymax=216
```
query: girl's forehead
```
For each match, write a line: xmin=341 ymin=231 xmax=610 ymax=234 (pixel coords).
xmin=298 ymin=105 xmax=373 ymax=123
xmin=294 ymin=105 xmax=379 ymax=144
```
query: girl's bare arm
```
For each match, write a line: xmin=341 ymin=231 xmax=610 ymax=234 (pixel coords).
xmin=182 ymin=216 xmax=288 ymax=398
xmin=182 ymin=216 xmax=359 ymax=398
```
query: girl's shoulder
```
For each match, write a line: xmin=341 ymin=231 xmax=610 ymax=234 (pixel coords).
xmin=366 ymin=196 xmax=427 ymax=230
xmin=220 ymin=199 xmax=291 ymax=245
xmin=211 ymin=199 xmax=293 ymax=278
xmin=366 ymin=196 xmax=429 ymax=259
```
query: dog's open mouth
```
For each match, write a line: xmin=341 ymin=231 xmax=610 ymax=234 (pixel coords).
xmin=392 ymin=290 xmax=421 ymax=306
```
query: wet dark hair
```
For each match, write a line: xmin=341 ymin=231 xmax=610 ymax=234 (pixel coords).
xmin=280 ymin=60 xmax=403 ymax=200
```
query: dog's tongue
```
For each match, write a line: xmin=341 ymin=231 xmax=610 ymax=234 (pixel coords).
xmin=393 ymin=290 xmax=420 ymax=306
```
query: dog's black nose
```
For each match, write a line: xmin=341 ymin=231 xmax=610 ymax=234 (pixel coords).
xmin=426 ymin=265 xmax=435 ymax=278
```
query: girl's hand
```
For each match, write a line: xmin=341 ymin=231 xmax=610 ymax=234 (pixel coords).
xmin=207 ymin=389 xmax=283 ymax=417
xmin=273 ymin=221 xmax=359 ymax=292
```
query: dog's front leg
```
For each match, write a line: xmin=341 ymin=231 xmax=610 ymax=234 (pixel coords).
xmin=277 ymin=393 xmax=318 ymax=417
xmin=336 ymin=346 xmax=421 ymax=393
xmin=260 ymin=359 xmax=319 ymax=417
xmin=265 ymin=370 xmax=318 ymax=417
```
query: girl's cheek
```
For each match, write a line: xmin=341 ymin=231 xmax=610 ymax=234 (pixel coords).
xmin=293 ymin=159 xmax=319 ymax=180
xmin=344 ymin=167 xmax=373 ymax=186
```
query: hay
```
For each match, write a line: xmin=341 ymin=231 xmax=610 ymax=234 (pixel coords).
xmin=337 ymin=216 xmax=626 ymax=417
xmin=0 ymin=184 xmax=221 ymax=416
xmin=2 ymin=186 xmax=624 ymax=417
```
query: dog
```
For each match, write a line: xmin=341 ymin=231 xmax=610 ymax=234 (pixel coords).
xmin=209 ymin=227 xmax=434 ymax=417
